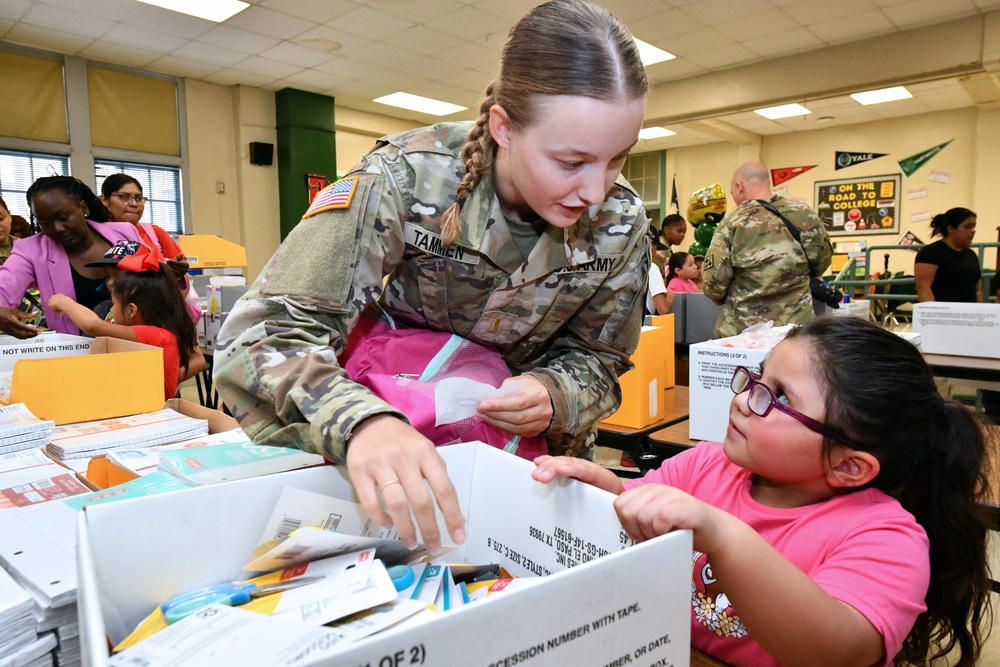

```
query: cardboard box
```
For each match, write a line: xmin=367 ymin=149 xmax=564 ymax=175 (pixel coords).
xmin=2 ymin=338 xmax=163 ymax=425
xmin=204 ymin=313 xmax=228 ymax=350
xmin=196 ymin=314 xmax=207 ymax=349
xmin=651 ymin=314 xmax=676 ymax=390
xmin=205 ymin=284 xmax=249 ymax=316
xmin=0 ymin=333 xmax=92 ymax=373
xmin=599 ymin=324 xmax=672 ymax=428
xmin=178 ymin=234 xmax=247 ymax=269
xmin=84 ymin=399 xmax=240 ymax=489
xmin=78 ymin=443 xmax=692 ymax=667
xmin=913 ymin=302 xmax=1000 ymax=359
xmin=689 ymin=326 xmax=793 ymax=442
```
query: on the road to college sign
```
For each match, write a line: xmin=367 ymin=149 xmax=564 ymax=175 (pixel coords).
xmin=813 ymin=174 xmax=901 ymax=237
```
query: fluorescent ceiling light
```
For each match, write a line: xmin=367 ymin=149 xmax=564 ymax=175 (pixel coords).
xmin=638 ymin=127 xmax=676 ymax=139
xmin=850 ymin=86 xmax=912 ymax=105
xmin=373 ymin=92 xmax=467 ymax=116
xmin=633 ymin=38 xmax=675 ymax=66
xmin=137 ymin=0 xmax=248 ymax=22
xmin=754 ymin=103 xmax=811 ymax=120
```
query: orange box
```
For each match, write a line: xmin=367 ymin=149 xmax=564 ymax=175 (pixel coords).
xmin=651 ymin=314 xmax=676 ymax=390
xmin=178 ymin=234 xmax=247 ymax=268
xmin=599 ymin=323 xmax=672 ymax=429
xmin=2 ymin=338 xmax=163 ymax=425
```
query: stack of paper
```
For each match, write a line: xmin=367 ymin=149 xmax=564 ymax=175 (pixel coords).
xmin=105 ymin=429 xmax=251 ymax=479
xmin=45 ymin=409 xmax=208 ymax=461
xmin=0 ymin=566 xmax=35 ymax=658
xmin=0 ymin=404 xmax=52 ymax=455
xmin=54 ymin=622 xmax=80 ymax=667
xmin=157 ymin=432 xmax=324 ymax=485
xmin=0 ymin=450 xmax=89 ymax=510
xmin=0 ymin=631 xmax=56 ymax=667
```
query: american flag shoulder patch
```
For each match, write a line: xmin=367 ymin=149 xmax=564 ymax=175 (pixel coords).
xmin=303 ymin=176 xmax=359 ymax=218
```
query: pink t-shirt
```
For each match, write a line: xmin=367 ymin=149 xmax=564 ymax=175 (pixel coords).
xmin=667 ymin=277 xmax=700 ymax=292
xmin=624 ymin=442 xmax=929 ymax=667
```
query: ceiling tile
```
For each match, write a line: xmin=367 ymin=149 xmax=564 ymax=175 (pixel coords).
xmin=4 ymin=22 xmax=94 ymax=53
xmin=415 ymin=80 xmax=477 ymax=108
xmin=170 ymin=41 xmax=249 ymax=68
xmin=388 ymin=25 xmax=467 ymax=56
xmin=38 ymin=0 xmax=138 ymax=21
xmin=230 ymin=55 xmax=304 ymax=79
xmin=686 ymin=43 xmax=761 ymax=70
xmin=121 ymin=5 xmax=214 ymax=39
xmin=348 ymin=40 xmax=426 ymax=68
xmin=782 ymin=0 xmax=880 ymax=25
xmin=645 ymin=58 xmax=707 ymax=83
xmin=284 ymin=67 xmax=351 ymax=91
xmin=81 ymin=41 xmax=161 ymax=67
xmin=679 ymin=0 xmax=778 ymax=23
xmin=742 ymin=26 xmax=823 ymax=58
xmin=472 ymin=0 xmax=542 ymax=23
xmin=434 ymin=68 xmax=492 ymax=94
xmin=102 ymin=23 xmax=189 ymax=53
xmin=258 ymin=41 xmax=333 ymax=68
xmin=715 ymin=8 xmax=803 ymax=42
xmin=807 ymin=10 xmax=894 ymax=43
xmin=328 ymin=5 xmax=414 ymax=40
xmin=656 ymin=26 xmax=733 ymax=58
xmin=596 ymin=0 xmax=667 ymax=22
xmin=204 ymin=68 xmax=276 ymax=88
xmin=374 ymin=0 xmax=468 ymax=23
xmin=21 ymin=3 xmax=114 ymax=39
xmin=631 ymin=9 xmax=707 ymax=41
xmin=880 ymin=0 xmax=978 ymax=28
xmin=224 ymin=6 xmax=316 ymax=40
xmin=430 ymin=41 xmax=501 ymax=72
xmin=0 ymin=19 xmax=12 ymax=36
xmin=293 ymin=24 xmax=374 ymax=57
xmin=313 ymin=56 xmax=389 ymax=80
xmin=392 ymin=56 xmax=467 ymax=81
xmin=0 ymin=0 xmax=31 ymax=21
xmin=197 ymin=25 xmax=281 ymax=55
xmin=425 ymin=6 xmax=503 ymax=42
xmin=258 ymin=0 xmax=356 ymax=24
xmin=147 ymin=55 xmax=222 ymax=80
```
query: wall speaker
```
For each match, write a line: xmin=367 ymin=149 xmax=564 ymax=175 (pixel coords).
xmin=249 ymin=142 xmax=274 ymax=166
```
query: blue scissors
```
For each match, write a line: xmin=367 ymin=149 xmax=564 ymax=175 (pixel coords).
xmin=161 ymin=576 xmax=326 ymax=625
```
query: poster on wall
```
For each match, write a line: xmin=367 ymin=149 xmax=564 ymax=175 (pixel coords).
xmin=306 ymin=173 xmax=328 ymax=205
xmin=813 ymin=174 xmax=901 ymax=237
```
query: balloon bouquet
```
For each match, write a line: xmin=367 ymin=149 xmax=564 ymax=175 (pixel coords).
xmin=686 ymin=183 xmax=727 ymax=257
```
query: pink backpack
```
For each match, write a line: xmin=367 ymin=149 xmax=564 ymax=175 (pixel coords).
xmin=341 ymin=319 xmax=548 ymax=460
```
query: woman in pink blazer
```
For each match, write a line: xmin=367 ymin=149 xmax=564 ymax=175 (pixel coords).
xmin=0 ymin=177 xmax=142 ymax=337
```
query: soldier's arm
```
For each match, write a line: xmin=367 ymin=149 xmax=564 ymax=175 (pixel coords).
xmin=801 ymin=210 xmax=834 ymax=276
xmin=524 ymin=224 xmax=649 ymax=456
xmin=701 ymin=221 xmax=734 ymax=303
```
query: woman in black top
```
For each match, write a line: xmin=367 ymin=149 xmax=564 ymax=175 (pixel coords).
xmin=913 ymin=207 xmax=982 ymax=303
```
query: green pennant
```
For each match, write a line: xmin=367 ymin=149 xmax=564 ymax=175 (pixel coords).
xmin=897 ymin=139 xmax=953 ymax=177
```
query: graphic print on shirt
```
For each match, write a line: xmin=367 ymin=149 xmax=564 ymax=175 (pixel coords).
xmin=692 ymin=550 xmax=748 ymax=639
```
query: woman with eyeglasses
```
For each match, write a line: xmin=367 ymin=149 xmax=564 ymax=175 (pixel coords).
xmin=0 ymin=176 xmax=142 ymax=338
xmin=100 ymin=174 xmax=191 ymax=292
xmin=534 ymin=317 xmax=991 ymax=667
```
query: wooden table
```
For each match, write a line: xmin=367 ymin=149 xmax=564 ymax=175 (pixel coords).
xmin=648 ymin=419 xmax=699 ymax=458
xmin=924 ymin=352 xmax=1000 ymax=388
xmin=596 ymin=386 xmax=690 ymax=473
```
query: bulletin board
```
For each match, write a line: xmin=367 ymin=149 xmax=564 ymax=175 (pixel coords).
xmin=813 ymin=174 xmax=901 ymax=237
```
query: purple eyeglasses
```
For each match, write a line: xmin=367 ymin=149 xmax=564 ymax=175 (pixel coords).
xmin=729 ymin=366 xmax=827 ymax=435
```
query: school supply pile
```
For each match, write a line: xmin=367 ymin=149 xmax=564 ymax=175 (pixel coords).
xmin=45 ymin=408 xmax=209 ymax=461
xmin=0 ymin=566 xmax=35 ymax=659
xmin=0 ymin=449 xmax=90 ymax=510
xmin=0 ymin=404 xmax=53 ymax=455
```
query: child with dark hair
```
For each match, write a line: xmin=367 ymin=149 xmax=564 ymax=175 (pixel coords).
xmin=9 ymin=215 xmax=31 ymax=240
xmin=48 ymin=245 xmax=202 ymax=400
xmin=665 ymin=251 xmax=700 ymax=292
xmin=0 ymin=197 xmax=13 ymax=265
xmin=534 ymin=316 xmax=992 ymax=667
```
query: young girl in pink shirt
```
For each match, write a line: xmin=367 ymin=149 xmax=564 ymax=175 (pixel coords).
xmin=534 ymin=317 xmax=990 ymax=667
xmin=666 ymin=251 xmax=700 ymax=292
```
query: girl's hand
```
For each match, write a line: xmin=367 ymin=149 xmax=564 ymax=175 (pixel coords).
xmin=477 ymin=375 xmax=553 ymax=436
xmin=345 ymin=414 xmax=466 ymax=555
xmin=614 ymin=484 xmax=730 ymax=554
xmin=532 ymin=455 xmax=624 ymax=495
xmin=48 ymin=294 xmax=71 ymax=315
xmin=0 ymin=307 xmax=40 ymax=339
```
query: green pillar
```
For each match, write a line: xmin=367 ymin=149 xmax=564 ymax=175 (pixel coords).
xmin=275 ymin=88 xmax=338 ymax=240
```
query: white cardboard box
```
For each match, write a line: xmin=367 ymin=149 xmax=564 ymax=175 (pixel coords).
xmin=78 ymin=443 xmax=692 ymax=667
xmin=0 ymin=333 xmax=92 ymax=373
xmin=913 ymin=302 xmax=1000 ymax=359
xmin=689 ymin=326 xmax=793 ymax=443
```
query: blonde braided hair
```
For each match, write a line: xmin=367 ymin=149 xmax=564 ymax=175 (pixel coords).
xmin=440 ymin=83 xmax=497 ymax=246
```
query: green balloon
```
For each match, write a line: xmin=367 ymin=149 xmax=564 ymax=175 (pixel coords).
xmin=688 ymin=242 xmax=708 ymax=257
xmin=694 ymin=222 xmax=716 ymax=246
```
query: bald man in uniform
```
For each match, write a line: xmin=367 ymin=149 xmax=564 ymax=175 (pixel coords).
xmin=701 ymin=161 xmax=833 ymax=337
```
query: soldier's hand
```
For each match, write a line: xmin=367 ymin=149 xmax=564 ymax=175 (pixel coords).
xmin=346 ymin=414 xmax=466 ymax=554
xmin=477 ymin=375 xmax=553 ymax=437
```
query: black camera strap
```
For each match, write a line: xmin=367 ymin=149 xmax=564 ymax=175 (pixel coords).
xmin=755 ymin=198 xmax=816 ymax=279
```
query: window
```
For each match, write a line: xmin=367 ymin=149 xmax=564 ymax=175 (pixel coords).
xmin=95 ymin=160 xmax=184 ymax=234
xmin=0 ymin=149 xmax=70 ymax=219
xmin=622 ymin=152 xmax=661 ymax=204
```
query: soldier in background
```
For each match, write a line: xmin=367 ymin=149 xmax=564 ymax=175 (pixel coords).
xmin=214 ymin=0 xmax=650 ymax=553
xmin=702 ymin=162 xmax=832 ymax=337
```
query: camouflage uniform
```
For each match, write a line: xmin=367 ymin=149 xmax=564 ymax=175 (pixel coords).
xmin=214 ymin=121 xmax=650 ymax=463
xmin=701 ymin=196 xmax=832 ymax=338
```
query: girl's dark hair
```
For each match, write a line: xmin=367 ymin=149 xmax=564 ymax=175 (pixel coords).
xmin=111 ymin=266 xmax=197 ymax=373
xmin=786 ymin=317 xmax=992 ymax=667
xmin=0 ymin=195 xmax=8 ymax=213
xmin=929 ymin=207 xmax=975 ymax=239
xmin=26 ymin=176 xmax=113 ymax=230
xmin=9 ymin=216 xmax=31 ymax=238
xmin=100 ymin=173 xmax=143 ymax=199
xmin=438 ymin=0 xmax=648 ymax=245
xmin=661 ymin=214 xmax=687 ymax=230
xmin=666 ymin=251 xmax=690 ymax=282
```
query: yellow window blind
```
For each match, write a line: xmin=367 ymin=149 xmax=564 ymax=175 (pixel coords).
xmin=0 ymin=51 xmax=67 ymax=143
xmin=88 ymin=67 xmax=179 ymax=156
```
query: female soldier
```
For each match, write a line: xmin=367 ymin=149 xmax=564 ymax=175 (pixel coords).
xmin=214 ymin=0 xmax=650 ymax=553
